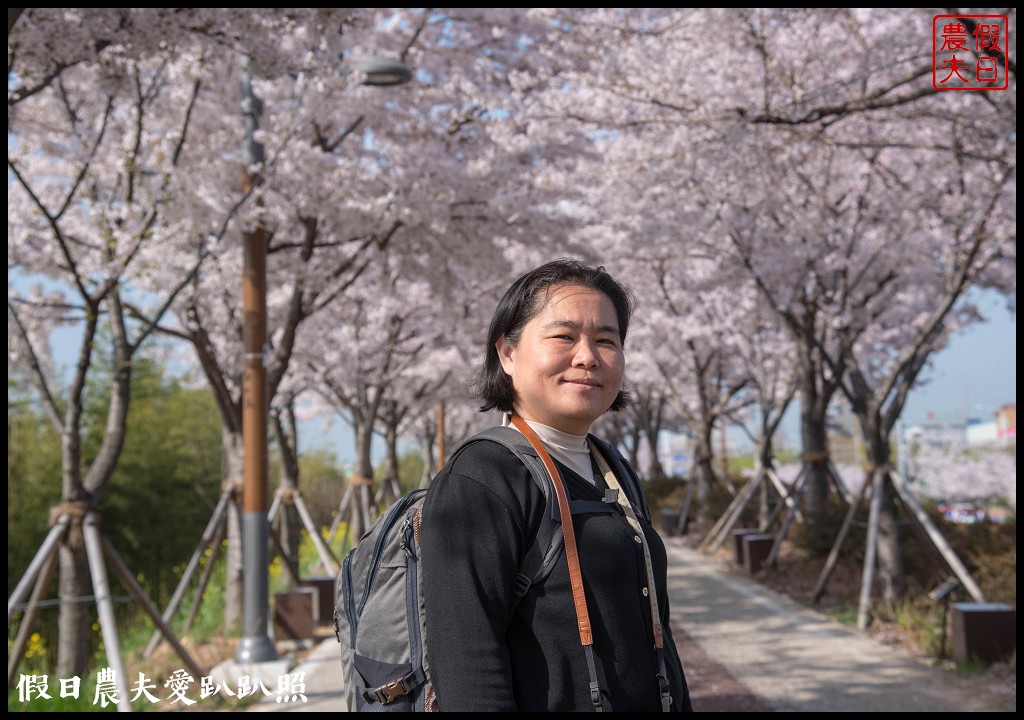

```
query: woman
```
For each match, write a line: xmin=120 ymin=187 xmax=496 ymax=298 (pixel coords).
xmin=421 ymin=258 xmax=693 ymax=712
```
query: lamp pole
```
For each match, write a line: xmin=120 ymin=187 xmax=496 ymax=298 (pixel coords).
xmin=234 ymin=52 xmax=410 ymax=665
xmin=236 ymin=52 xmax=276 ymax=664
xmin=436 ymin=399 xmax=446 ymax=473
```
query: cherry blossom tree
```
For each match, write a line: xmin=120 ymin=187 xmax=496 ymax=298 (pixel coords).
xmin=7 ymin=3 xmax=430 ymax=669
xmin=7 ymin=28 xmax=238 ymax=674
xmin=731 ymin=316 xmax=799 ymax=474
xmin=711 ymin=10 xmax=1016 ymax=597
xmin=728 ymin=307 xmax=800 ymax=529
xmin=528 ymin=119 xmax=758 ymax=529
xmin=149 ymin=7 xmax=584 ymax=620
xmin=274 ymin=7 xmax=599 ymax=524
xmin=418 ymin=392 xmax=496 ymax=485
xmin=9 ymin=7 xmax=1015 ymax=660
xmin=297 ymin=264 xmax=453 ymax=537
xmin=113 ymin=11 xmax=425 ymax=631
xmin=594 ymin=381 xmax=669 ymax=477
xmin=502 ymin=10 xmax=769 ymax=531
xmin=14 ymin=8 xmax=570 ymax=631
xmin=626 ymin=258 xmax=755 ymax=534
xmin=906 ymin=440 xmax=1015 ymax=506
xmin=510 ymin=8 xmax=1015 ymax=583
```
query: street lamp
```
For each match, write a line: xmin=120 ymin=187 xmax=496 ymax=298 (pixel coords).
xmin=235 ymin=53 xmax=411 ymax=665
xmin=347 ymin=56 xmax=413 ymax=86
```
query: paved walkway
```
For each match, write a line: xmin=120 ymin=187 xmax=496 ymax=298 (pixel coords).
xmin=242 ymin=636 xmax=346 ymax=713
xmin=244 ymin=538 xmax=1015 ymax=712
xmin=660 ymin=538 xmax=1013 ymax=712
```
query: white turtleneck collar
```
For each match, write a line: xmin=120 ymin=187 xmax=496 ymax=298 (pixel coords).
xmin=503 ymin=413 xmax=596 ymax=485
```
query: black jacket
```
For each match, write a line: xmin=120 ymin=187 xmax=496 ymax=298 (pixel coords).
xmin=421 ymin=438 xmax=693 ymax=712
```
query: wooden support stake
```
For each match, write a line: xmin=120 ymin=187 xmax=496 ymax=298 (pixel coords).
xmin=857 ymin=470 xmax=884 ymax=630
xmin=102 ymin=535 xmax=207 ymax=682
xmin=83 ymin=514 xmax=133 ymax=712
xmin=812 ymin=476 xmax=871 ymax=603
xmin=145 ymin=488 xmax=232 ymax=658
xmin=8 ymin=516 xmax=69 ymax=623
xmin=890 ymin=472 xmax=986 ymax=603
xmin=700 ymin=466 xmax=763 ymax=553
xmin=8 ymin=541 xmax=59 ymax=690
xmin=293 ymin=491 xmax=340 ymax=575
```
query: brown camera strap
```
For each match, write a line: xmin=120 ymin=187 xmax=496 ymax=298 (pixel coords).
xmin=510 ymin=413 xmax=593 ymax=643
xmin=510 ymin=413 xmax=605 ymax=710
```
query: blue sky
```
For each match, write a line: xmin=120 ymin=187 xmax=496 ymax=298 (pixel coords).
xmin=900 ymin=289 xmax=1016 ymax=425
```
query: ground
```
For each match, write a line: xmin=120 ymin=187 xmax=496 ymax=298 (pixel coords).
xmin=685 ymin=534 xmax=1017 ymax=712
xmin=671 ymin=619 xmax=777 ymax=711
xmin=138 ymin=537 xmax=1015 ymax=713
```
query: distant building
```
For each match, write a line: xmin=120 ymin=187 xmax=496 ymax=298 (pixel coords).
xmin=903 ymin=422 xmax=962 ymax=448
xmin=904 ymin=401 xmax=1016 ymax=449
xmin=827 ymin=407 xmax=861 ymax=466
xmin=658 ymin=431 xmax=693 ymax=478
xmin=996 ymin=402 xmax=1016 ymax=444
xmin=966 ymin=418 xmax=998 ymax=445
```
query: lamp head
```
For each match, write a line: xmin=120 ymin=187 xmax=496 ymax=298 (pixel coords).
xmin=346 ymin=56 xmax=412 ymax=86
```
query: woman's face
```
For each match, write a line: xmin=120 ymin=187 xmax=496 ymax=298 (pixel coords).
xmin=497 ymin=284 xmax=624 ymax=435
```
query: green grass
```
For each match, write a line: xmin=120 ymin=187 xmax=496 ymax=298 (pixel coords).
xmin=954 ymin=656 xmax=994 ymax=677
xmin=829 ymin=607 xmax=859 ymax=628
xmin=9 ymin=667 xmax=119 ymax=712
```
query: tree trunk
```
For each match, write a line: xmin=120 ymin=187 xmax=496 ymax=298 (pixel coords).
xmin=351 ymin=422 xmax=376 ymax=540
xmin=273 ymin=411 xmax=301 ymax=585
xmin=798 ymin=371 xmax=831 ymax=515
xmin=626 ymin=424 xmax=642 ymax=471
xmin=385 ymin=422 xmax=401 ymax=500
xmin=222 ymin=429 xmax=244 ymax=632
xmin=798 ymin=362 xmax=835 ymax=553
xmin=56 ymin=418 xmax=90 ymax=676
xmin=862 ymin=419 xmax=906 ymax=602
xmin=277 ymin=466 xmax=301 ymax=586
xmin=691 ymin=422 xmax=716 ymax=536
xmin=55 ymin=528 xmax=91 ymax=678
xmin=643 ymin=425 xmax=666 ymax=478
xmin=600 ymin=416 xmax=626 ymax=453
xmin=757 ymin=438 xmax=775 ymax=529
xmin=55 ymin=308 xmax=133 ymax=677
xmin=419 ymin=433 xmax=436 ymax=487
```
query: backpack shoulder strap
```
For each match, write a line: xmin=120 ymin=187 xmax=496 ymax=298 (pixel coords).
xmin=448 ymin=422 xmax=609 ymax=710
xmin=446 ymin=426 xmax=564 ymax=608
xmin=587 ymin=434 xmax=652 ymax=523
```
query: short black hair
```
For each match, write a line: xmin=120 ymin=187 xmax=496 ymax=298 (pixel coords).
xmin=474 ymin=257 xmax=635 ymax=414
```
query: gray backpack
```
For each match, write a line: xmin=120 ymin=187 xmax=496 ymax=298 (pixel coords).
xmin=333 ymin=425 xmax=649 ymax=711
